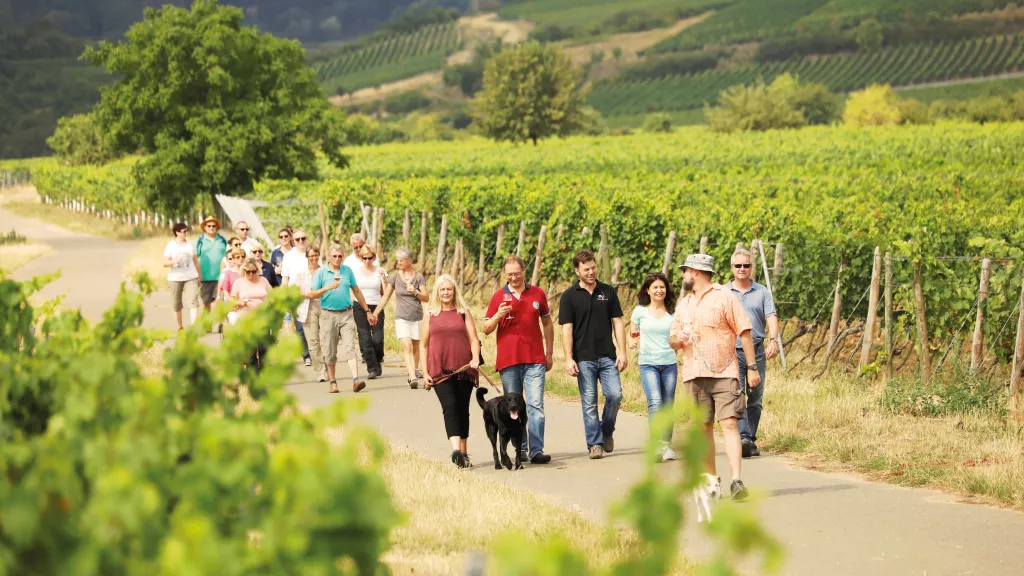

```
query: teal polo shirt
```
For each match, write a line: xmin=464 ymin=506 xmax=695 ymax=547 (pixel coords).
xmin=311 ymin=265 xmax=357 ymax=311
xmin=195 ymin=234 xmax=227 ymax=282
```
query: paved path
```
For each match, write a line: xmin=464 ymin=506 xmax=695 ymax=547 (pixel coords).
xmin=5 ymin=204 xmax=1024 ymax=575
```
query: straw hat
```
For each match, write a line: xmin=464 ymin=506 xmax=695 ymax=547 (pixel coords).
xmin=678 ymin=253 xmax=716 ymax=274
xmin=199 ymin=215 xmax=221 ymax=229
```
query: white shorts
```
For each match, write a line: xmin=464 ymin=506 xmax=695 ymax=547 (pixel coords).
xmin=394 ymin=318 xmax=422 ymax=340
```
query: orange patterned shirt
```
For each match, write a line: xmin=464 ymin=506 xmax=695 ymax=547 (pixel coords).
xmin=671 ymin=283 xmax=752 ymax=382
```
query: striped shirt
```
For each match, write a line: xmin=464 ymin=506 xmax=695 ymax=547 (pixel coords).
xmin=671 ymin=283 xmax=752 ymax=382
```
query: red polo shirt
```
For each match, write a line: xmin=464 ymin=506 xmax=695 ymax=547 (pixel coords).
xmin=485 ymin=283 xmax=551 ymax=372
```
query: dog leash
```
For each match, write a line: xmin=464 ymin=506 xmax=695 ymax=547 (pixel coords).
xmin=428 ymin=364 xmax=503 ymax=392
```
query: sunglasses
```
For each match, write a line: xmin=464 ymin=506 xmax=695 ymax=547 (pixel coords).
xmin=362 ymin=256 xmax=375 ymax=261
xmin=237 ymin=227 xmax=249 ymax=231
xmin=330 ymin=255 xmax=344 ymax=260
xmin=279 ymin=234 xmax=291 ymax=239
xmin=252 ymin=250 xmax=264 ymax=255
xmin=295 ymin=237 xmax=307 ymax=241
xmin=734 ymin=264 xmax=752 ymax=269
xmin=232 ymin=255 xmax=244 ymax=259
xmin=205 ymin=224 xmax=217 ymax=228
xmin=244 ymin=269 xmax=258 ymax=274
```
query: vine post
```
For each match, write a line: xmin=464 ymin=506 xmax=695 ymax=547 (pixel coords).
xmin=913 ymin=262 xmax=932 ymax=387
xmin=699 ymin=236 xmax=708 ymax=255
xmin=531 ymin=225 xmax=547 ymax=287
xmin=971 ymin=258 xmax=992 ymax=372
xmin=756 ymin=239 xmax=785 ymax=368
xmin=749 ymin=239 xmax=759 ymax=282
xmin=1010 ymin=264 xmax=1024 ymax=412
xmin=884 ymin=251 xmax=894 ymax=380
xmin=360 ymin=204 xmax=370 ymax=237
xmin=825 ymin=258 xmax=846 ymax=360
xmin=494 ymin=223 xmax=506 ymax=291
xmin=376 ymin=207 xmax=385 ymax=254
xmin=418 ymin=210 xmax=428 ymax=265
xmin=434 ymin=215 xmax=448 ymax=279
xmin=317 ymin=202 xmax=330 ymax=258
xmin=611 ymin=257 xmax=622 ymax=285
xmin=335 ymin=204 xmax=349 ymax=244
xmin=598 ymin=224 xmax=610 ymax=279
xmin=401 ymin=209 xmax=411 ymax=249
xmin=662 ymin=230 xmax=676 ymax=275
xmin=477 ymin=234 xmax=487 ymax=296
xmin=515 ymin=221 xmax=527 ymax=257
xmin=860 ymin=247 xmax=882 ymax=370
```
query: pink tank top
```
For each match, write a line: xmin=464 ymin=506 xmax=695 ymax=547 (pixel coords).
xmin=427 ymin=309 xmax=476 ymax=384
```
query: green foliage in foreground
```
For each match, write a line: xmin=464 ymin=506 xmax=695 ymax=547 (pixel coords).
xmin=0 ymin=271 xmax=401 ymax=574
xmin=0 ymin=271 xmax=781 ymax=574
xmin=82 ymin=0 xmax=350 ymax=216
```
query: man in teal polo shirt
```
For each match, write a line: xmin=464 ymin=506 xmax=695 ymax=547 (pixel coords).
xmin=309 ymin=244 xmax=377 ymax=394
xmin=194 ymin=216 xmax=228 ymax=312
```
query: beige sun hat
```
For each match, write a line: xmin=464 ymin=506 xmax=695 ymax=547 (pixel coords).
xmin=678 ymin=253 xmax=716 ymax=274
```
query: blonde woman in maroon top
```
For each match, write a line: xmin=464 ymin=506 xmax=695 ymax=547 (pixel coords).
xmin=420 ymin=274 xmax=481 ymax=468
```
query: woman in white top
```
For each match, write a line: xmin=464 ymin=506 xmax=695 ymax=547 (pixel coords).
xmin=163 ymin=222 xmax=201 ymax=331
xmin=351 ymin=244 xmax=387 ymax=379
xmin=295 ymin=246 xmax=326 ymax=381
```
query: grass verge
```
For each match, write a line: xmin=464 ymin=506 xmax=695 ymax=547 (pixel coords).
xmin=124 ymin=236 xmax=175 ymax=289
xmin=0 ymin=242 xmax=52 ymax=273
xmin=4 ymin=201 xmax=164 ymax=240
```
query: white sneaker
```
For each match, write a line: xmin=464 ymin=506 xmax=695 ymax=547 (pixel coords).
xmin=660 ymin=442 xmax=677 ymax=462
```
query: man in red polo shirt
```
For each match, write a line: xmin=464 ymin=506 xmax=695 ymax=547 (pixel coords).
xmin=483 ymin=255 xmax=555 ymax=464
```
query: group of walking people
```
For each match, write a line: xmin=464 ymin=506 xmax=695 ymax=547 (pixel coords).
xmin=164 ymin=217 xmax=781 ymax=500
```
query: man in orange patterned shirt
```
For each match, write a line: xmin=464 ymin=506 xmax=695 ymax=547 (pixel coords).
xmin=670 ymin=254 xmax=760 ymax=501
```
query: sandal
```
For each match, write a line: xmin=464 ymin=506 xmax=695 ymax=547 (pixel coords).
xmin=328 ymin=381 xmax=339 ymax=394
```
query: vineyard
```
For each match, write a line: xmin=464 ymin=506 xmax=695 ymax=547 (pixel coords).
xmin=312 ymin=22 xmax=461 ymax=94
xmin=591 ymin=33 xmax=1024 ymax=116
xmin=497 ymin=0 xmax=726 ymax=30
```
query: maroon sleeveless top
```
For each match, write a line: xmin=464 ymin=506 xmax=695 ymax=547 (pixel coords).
xmin=427 ymin=309 xmax=477 ymax=384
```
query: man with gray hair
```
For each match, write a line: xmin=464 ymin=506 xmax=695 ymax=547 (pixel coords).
xmin=728 ymin=248 xmax=779 ymax=459
xmin=344 ymin=233 xmax=377 ymax=270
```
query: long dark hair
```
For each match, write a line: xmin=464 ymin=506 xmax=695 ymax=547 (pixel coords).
xmin=637 ymin=272 xmax=676 ymax=312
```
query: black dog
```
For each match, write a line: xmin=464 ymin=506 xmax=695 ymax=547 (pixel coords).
xmin=477 ymin=388 xmax=528 ymax=470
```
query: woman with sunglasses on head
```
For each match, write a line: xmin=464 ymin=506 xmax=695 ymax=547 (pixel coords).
xmin=219 ymin=247 xmax=247 ymax=325
xmin=220 ymin=237 xmax=242 ymax=273
xmin=352 ymin=244 xmax=387 ymax=379
xmin=230 ymin=258 xmax=274 ymax=372
xmin=420 ymin=274 xmax=481 ymax=469
xmin=297 ymin=246 xmax=327 ymax=382
xmin=164 ymin=222 xmax=201 ymax=331
xmin=629 ymin=272 xmax=679 ymax=463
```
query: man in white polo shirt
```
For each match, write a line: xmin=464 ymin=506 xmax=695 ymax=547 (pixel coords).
xmin=281 ymin=228 xmax=312 ymax=367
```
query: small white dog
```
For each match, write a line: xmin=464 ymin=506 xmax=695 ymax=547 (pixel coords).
xmin=693 ymin=473 xmax=722 ymax=524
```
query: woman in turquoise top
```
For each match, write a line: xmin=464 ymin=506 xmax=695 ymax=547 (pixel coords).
xmin=629 ymin=272 xmax=679 ymax=462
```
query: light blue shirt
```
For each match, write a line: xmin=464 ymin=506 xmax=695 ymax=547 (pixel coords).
xmin=630 ymin=306 xmax=677 ymax=366
xmin=311 ymin=265 xmax=357 ymax=311
xmin=729 ymin=280 xmax=777 ymax=347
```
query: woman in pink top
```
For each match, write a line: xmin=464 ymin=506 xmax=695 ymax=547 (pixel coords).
xmin=231 ymin=258 xmax=273 ymax=372
xmin=420 ymin=274 xmax=481 ymax=469
xmin=219 ymin=247 xmax=246 ymax=323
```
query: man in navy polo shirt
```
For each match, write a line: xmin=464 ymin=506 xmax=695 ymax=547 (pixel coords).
xmin=558 ymin=249 xmax=627 ymax=459
xmin=483 ymin=255 xmax=555 ymax=464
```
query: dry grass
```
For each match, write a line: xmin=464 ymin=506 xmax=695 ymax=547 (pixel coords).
xmin=563 ymin=13 xmax=710 ymax=65
xmin=124 ymin=236 xmax=175 ymax=289
xmin=4 ymin=201 xmax=164 ymax=240
xmin=0 ymin=242 xmax=52 ymax=273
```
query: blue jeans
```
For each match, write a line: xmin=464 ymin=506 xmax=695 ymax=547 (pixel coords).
xmin=499 ymin=363 xmax=546 ymax=458
xmin=639 ymin=364 xmax=678 ymax=442
xmin=576 ymin=357 xmax=623 ymax=448
xmin=737 ymin=342 xmax=766 ymax=442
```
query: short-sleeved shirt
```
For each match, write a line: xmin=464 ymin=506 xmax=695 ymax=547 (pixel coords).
xmin=195 ymin=234 xmax=228 ymax=282
xmin=220 ymin=269 xmax=241 ymax=296
xmin=240 ymin=237 xmax=260 ymax=253
xmin=230 ymin=276 xmax=271 ymax=316
xmin=630 ymin=305 xmax=676 ymax=366
xmin=164 ymin=240 xmax=198 ymax=282
xmin=353 ymin=264 xmax=385 ymax=305
xmin=311 ymin=265 xmax=358 ymax=311
xmin=389 ymin=270 xmax=426 ymax=321
xmin=558 ymin=280 xmax=623 ymax=362
xmin=485 ymin=283 xmax=551 ymax=372
xmin=671 ymin=283 xmax=752 ymax=383
xmin=281 ymin=248 xmax=307 ymax=284
xmin=729 ymin=280 xmax=778 ymax=347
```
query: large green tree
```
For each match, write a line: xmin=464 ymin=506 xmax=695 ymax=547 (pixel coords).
xmin=472 ymin=41 xmax=588 ymax=145
xmin=84 ymin=0 xmax=350 ymax=214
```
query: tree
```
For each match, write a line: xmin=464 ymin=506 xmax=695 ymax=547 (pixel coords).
xmin=855 ymin=18 xmax=883 ymax=52
xmin=46 ymin=113 xmax=118 ymax=166
xmin=706 ymin=74 xmax=840 ymax=133
xmin=473 ymin=42 xmax=588 ymax=145
xmin=83 ymin=0 xmax=350 ymax=215
xmin=843 ymin=84 xmax=903 ymax=127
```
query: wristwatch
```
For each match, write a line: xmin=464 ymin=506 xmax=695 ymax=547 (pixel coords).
xmin=747 ymin=367 xmax=757 ymax=371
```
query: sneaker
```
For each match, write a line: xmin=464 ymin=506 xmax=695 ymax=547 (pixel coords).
xmin=368 ymin=368 xmax=380 ymax=380
xmin=328 ymin=381 xmax=339 ymax=394
xmin=415 ymin=370 xmax=423 ymax=379
xmin=741 ymin=438 xmax=754 ymax=459
xmin=303 ymin=357 xmax=312 ymax=367
xmin=530 ymin=453 xmax=552 ymax=464
xmin=519 ymin=450 xmax=529 ymax=462
xmin=407 ymin=378 xmax=419 ymax=389
xmin=463 ymin=453 xmax=473 ymax=468
xmin=318 ymin=371 xmax=327 ymax=383
xmin=730 ymin=479 xmax=749 ymax=501
xmin=603 ymin=436 xmax=614 ymax=453
xmin=451 ymin=450 xmax=466 ymax=468
xmin=353 ymin=380 xmax=366 ymax=393
xmin=751 ymin=443 xmax=761 ymax=457
xmin=588 ymin=445 xmax=604 ymax=459
xmin=660 ymin=442 xmax=677 ymax=462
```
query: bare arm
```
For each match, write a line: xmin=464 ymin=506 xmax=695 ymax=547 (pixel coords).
xmin=420 ymin=314 xmax=432 ymax=387
xmin=766 ymin=314 xmax=781 ymax=359
xmin=465 ymin=312 xmax=481 ymax=368
xmin=561 ymin=323 xmax=578 ymax=376
xmin=612 ymin=317 xmax=628 ymax=371
xmin=541 ymin=315 xmax=554 ymax=370
xmin=482 ymin=301 xmax=512 ymax=335
xmin=375 ymin=282 xmax=394 ymax=314
xmin=739 ymin=330 xmax=761 ymax=387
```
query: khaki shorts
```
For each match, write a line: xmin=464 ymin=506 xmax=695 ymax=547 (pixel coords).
xmin=684 ymin=377 xmax=745 ymax=424
xmin=168 ymin=279 xmax=199 ymax=312
xmin=320 ymin=308 xmax=357 ymax=365
xmin=199 ymin=280 xmax=219 ymax=305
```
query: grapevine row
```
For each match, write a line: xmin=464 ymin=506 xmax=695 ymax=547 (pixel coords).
xmin=314 ymin=22 xmax=460 ymax=84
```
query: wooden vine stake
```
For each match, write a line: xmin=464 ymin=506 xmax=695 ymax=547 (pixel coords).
xmin=611 ymin=258 xmax=622 ymax=285
xmin=375 ymin=207 xmax=385 ymax=253
xmin=401 ymin=209 xmax=411 ymax=249
xmin=756 ymin=240 xmax=786 ymax=368
xmin=434 ymin=215 xmax=448 ymax=279
xmin=494 ymin=223 xmax=506 ymax=291
xmin=360 ymin=204 xmax=371 ymax=237
xmin=970 ymin=258 xmax=991 ymax=372
xmin=1010 ymin=264 xmax=1024 ymax=412
xmin=418 ymin=211 xmax=428 ymax=265
xmin=699 ymin=236 xmax=708 ymax=255
xmin=531 ymin=225 xmax=547 ymax=287
xmin=884 ymin=252 xmax=894 ymax=380
xmin=317 ymin=202 xmax=330 ymax=258
xmin=913 ymin=262 xmax=932 ymax=387
xmin=859 ymin=247 xmax=882 ymax=370
xmin=662 ymin=231 xmax=676 ymax=276
xmin=825 ymin=259 xmax=846 ymax=361
xmin=598 ymin=224 xmax=610 ymax=278
xmin=749 ymin=240 xmax=759 ymax=282
xmin=773 ymin=243 xmax=784 ymax=291
xmin=515 ymin=221 xmax=527 ymax=257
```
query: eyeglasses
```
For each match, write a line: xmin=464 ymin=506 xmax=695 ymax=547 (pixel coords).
xmin=232 ymin=255 xmax=244 ymax=260
xmin=205 ymin=224 xmax=217 ymax=228
xmin=252 ymin=250 xmax=264 ymax=255
xmin=294 ymin=237 xmax=307 ymax=242
xmin=733 ymin=264 xmax=752 ymax=269
xmin=330 ymin=254 xmax=344 ymax=260
xmin=231 ymin=243 xmax=241 ymax=247
xmin=279 ymin=234 xmax=291 ymax=239
xmin=237 ymin=227 xmax=249 ymax=231
xmin=308 ymin=254 xmax=320 ymax=259
xmin=506 ymin=272 xmax=523 ymax=278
